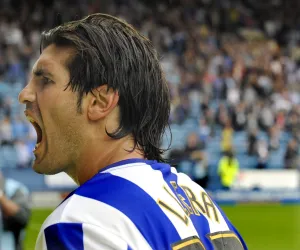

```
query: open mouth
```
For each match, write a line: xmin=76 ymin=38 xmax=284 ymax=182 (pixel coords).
xmin=26 ymin=115 xmax=43 ymax=151
xmin=32 ymin=121 xmax=43 ymax=147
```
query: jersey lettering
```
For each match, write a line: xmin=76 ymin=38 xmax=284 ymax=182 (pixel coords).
xmin=158 ymin=181 xmax=220 ymax=223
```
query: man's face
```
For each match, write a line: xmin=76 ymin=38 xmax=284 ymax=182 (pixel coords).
xmin=187 ymin=133 xmax=198 ymax=148
xmin=19 ymin=44 xmax=86 ymax=175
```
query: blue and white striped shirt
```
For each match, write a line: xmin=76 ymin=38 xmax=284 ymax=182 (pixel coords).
xmin=36 ymin=159 xmax=247 ymax=250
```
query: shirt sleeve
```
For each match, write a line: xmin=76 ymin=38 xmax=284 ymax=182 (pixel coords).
xmin=4 ymin=187 xmax=31 ymax=230
xmin=42 ymin=222 xmax=131 ymax=250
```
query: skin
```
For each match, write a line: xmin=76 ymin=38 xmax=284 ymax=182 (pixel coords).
xmin=19 ymin=44 xmax=143 ymax=185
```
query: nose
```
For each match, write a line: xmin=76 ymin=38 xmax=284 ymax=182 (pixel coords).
xmin=18 ymin=84 xmax=36 ymax=104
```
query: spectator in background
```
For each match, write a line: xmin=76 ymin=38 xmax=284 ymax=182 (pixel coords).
xmin=218 ymin=150 xmax=239 ymax=190
xmin=246 ymin=111 xmax=258 ymax=135
xmin=0 ymin=115 xmax=13 ymax=146
xmin=226 ymin=80 xmax=240 ymax=107
xmin=256 ymin=139 xmax=269 ymax=169
xmin=258 ymin=100 xmax=275 ymax=131
xmin=275 ymin=110 xmax=286 ymax=130
xmin=221 ymin=118 xmax=233 ymax=153
xmin=204 ymin=108 xmax=216 ymax=137
xmin=198 ymin=117 xmax=210 ymax=146
xmin=247 ymin=128 xmax=257 ymax=156
xmin=0 ymin=171 xmax=31 ymax=250
xmin=213 ymin=69 xmax=227 ymax=101
xmin=11 ymin=116 xmax=28 ymax=141
xmin=183 ymin=133 xmax=208 ymax=188
xmin=15 ymin=140 xmax=31 ymax=169
xmin=184 ymin=133 xmax=205 ymax=154
xmin=268 ymin=125 xmax=280 ymax=151
xmin=174 ymin=95 xmax=190 ymax=124
xmin=215 ymin=103 xmax=228 ymax=127
xmin=0 ymin=55 xmax=7 ymax=79
xmin=200 ymin=96 xmax=210 ymax=114
xmin=257 ymin=71 xmax=273 ymax=97
xmin=243 ymin=82 xmax=257 ymax=108
xmin=286 ymin=111 xmax=300 ymax=141
xmin=284 ymin=138 xmax=299 ymax=169
xmin=6 ymin=46 xmax=24 ymax=83
xmin=0 ymin=97 xmax=12 ymax=118
xmin=231 ymin=102 xmax=247 ymax=131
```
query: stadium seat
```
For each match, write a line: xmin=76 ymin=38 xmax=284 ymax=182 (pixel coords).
xmin=0 ymin=146 xmax=18 ymax=168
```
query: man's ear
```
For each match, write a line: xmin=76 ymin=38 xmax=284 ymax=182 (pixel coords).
xmin=87 ymin=85 xmax=119 ymax=121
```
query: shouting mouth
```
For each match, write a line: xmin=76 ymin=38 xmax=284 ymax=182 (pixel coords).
xmin=25 ymin=112 xmax=44 ymax=152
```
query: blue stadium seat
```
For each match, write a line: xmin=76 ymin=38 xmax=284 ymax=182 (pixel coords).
xmin=182 ymin=118 xmax=198 ymax=131
xmin=1 ymin=168 xmax=46 ymax=191
xmin=0 ymin=146 xmax=18 ymax=168
xmin=241 ymin=155 xmax=257 ymax=169
xmin=168 ymin=124 xmax=187 ymax=150
xmin=267 ymin=147 xmax=285 ymax=169
xmin=0 ymin=82 xmax=11 ymax=94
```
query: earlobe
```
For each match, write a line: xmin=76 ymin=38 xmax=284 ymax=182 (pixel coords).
xmin=87 ymin=86 xmax=119 ymax=121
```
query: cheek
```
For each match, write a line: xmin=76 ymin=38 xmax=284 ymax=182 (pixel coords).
xmin=51 ymin=104 xmax=83 ymax=145
xmin=41 ymin=87 xmax=77 ymax=119
xmin=40 ymin=95 xmax=74 ymax=137
xmin=39 ymin=87 xmax=83 ymax=138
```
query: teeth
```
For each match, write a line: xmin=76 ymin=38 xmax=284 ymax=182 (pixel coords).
xmin=34 ymin=143 xmax=41 ymax=151
xmin=26 ymin=115 xmax=35 ymax=123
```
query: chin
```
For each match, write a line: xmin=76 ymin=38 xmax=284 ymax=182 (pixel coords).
xmin=32 ymin=161 xmax=63 ymax=175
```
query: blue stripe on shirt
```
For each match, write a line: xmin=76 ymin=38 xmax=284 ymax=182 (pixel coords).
xmin=75 ymin=173 xmax=181 ymax=250
xmin=60 ymin=159 xmax=155 ymax=207
xmin=44 ymin=223 xmax=83 ymax=250
xmin=150 ymin=162 xmax=213 ymax=249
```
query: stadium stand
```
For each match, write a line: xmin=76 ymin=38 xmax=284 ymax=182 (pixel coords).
xmin=0 ymin=0 xmax=300 ymax=191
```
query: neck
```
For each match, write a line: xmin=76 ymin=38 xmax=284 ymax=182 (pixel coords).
xmin=66 ymin=137 xmax=144 ymax=185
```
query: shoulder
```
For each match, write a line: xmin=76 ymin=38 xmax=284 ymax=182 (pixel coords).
xmin=171 ymin=168 xmax=233 ymax=230
xmin=38 ymin=162 xmax=175 ymax=248
xmin=37 ymin=162 xmax=162 ymax=248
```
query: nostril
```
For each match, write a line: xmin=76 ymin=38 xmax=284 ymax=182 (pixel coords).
xmin=18 ymin=89 xmax=27 ymax=104
xmin=18 ymin=92 xmax=24 ymax=104
xmin=18 ymin=94 xmax=25 ymax=104
xmin=18 ymin=88 xmax=35 ymax=104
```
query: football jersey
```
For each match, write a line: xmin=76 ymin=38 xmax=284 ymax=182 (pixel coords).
xmin=36 ymin=159 xmax=247 ymax=250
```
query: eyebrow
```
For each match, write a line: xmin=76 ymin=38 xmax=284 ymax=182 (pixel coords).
xmin=32 ymin=68 xmax=54 ymax=78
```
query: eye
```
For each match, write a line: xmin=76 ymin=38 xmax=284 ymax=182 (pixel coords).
xmin=41 ymin=76 xmax=53 ymax=85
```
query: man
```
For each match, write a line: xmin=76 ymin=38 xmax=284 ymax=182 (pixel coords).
xmin=182 ymin=132 xmax=208 ymax=188
xmin=0 ymin=172 xmax=31 ymax=250
xmin=19 ymin=13 xmax=247 ymax=250
xmin=218 ymin=150 xmax=240 ymax=190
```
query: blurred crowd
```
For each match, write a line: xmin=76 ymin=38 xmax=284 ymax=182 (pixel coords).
xmin=0 ymin=0 xmax=300 ymax=187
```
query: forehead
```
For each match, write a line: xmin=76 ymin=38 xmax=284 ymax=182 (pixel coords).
xmin=33 ymin=44 xmax=74 ymax=72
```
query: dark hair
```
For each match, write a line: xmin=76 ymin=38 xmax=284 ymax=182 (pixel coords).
xmin=40 ymin=13 xmax=170 ymax=162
